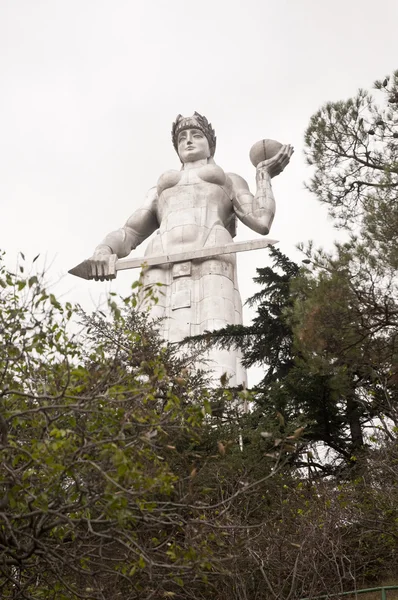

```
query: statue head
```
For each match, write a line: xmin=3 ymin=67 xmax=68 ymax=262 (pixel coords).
xmin=172 ymin=112 xmax=216 ymax=162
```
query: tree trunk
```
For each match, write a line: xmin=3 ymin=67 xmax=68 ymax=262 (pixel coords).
xmin=346 ymin=394 xmax=364 ymax=450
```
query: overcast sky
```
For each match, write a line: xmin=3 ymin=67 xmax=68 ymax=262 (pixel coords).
xmin=1 ymin=0 xmax=397 ymax=380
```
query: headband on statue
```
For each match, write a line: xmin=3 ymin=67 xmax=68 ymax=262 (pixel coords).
xmin=171 ymin=112 xmax=217 ymax=158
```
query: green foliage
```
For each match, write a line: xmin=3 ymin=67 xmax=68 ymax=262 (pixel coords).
xmin=190 ymin=71 xmax=398 ymax=474
xmin=305 ymin=70 xmax=398 ymax=270
xmin=1 ymin=251 xmax=398 ymax=598
xmin=298 ymin=70 xmax=398 ymax=459
xmin=0 ymin=254 xmax=291 ymax=599
xmin=190 ymin=246 xmax=370 ymax=468
xmin=0 ymin=256 xmax=205 ymax=597
xmin=2 ymin=71 xmax=398 ymax=596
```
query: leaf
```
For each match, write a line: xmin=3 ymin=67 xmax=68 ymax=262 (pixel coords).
xmin=145 ymin=429 xmax=158 ymax=439
xmin=281 ymin=443 xmax=296 ymax=452
xmin=203 ymin=399 xmax=212 ymax=415
xmin=220 ymin=372 xmax=228 ymax=386
xmin=286 ymin=427 xmax=305 ymax=440
xmin=28 ymin=275 xmax=38 ymax=287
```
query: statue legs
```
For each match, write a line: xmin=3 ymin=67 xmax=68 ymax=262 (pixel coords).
xmin=138 ymin=254 xmax=247 ymax=387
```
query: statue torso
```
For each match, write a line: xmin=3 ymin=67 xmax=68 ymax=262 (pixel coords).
xmin=151 ymin=164 xmax=235 ymax=254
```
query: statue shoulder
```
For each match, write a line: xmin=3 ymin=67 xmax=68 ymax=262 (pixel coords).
xmin=226 ymin=172 xmax=250 ymax=192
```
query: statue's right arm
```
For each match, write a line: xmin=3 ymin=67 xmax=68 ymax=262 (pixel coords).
xmin=89 ymin=187 xmax=159 ymax=280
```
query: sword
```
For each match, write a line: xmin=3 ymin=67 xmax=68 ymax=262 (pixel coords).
xmin=68 ymin=237 xmax=278 ymax=280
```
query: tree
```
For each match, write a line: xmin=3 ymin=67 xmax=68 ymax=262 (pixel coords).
xmin=290 ymin=72 xmax=398 ymax=465
xmin=192 ymin=247 xmax=368 ymax=471
xmin=304 ymin=70 xmax=398 ymax=241
xmin=2 ymin=251 xmax=398 ymax=598
xmin=299 ymin=69 xmax=398 ymax=445
xmin=0 ymin=254 xmax=296 ymax=600
xmin=194 ymin=71 xmax=398 ymax=473
xmin=3 ymin=71 xmax=398 ymax=597
xmin=0 ymin=255 xmax=208 ymax=598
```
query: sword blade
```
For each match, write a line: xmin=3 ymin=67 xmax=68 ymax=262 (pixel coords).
xmin=68 ymin=238 xmax=278 ymax=280
xmin=116 ymin=238 xmax=278 ymax=272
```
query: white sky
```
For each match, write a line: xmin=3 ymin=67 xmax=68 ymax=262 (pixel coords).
xmin=1 ymin=0 xmax=397 ymax=381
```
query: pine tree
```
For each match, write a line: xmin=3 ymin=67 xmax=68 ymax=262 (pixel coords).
xmin=198 ymin=71 xmax=398 ymax=471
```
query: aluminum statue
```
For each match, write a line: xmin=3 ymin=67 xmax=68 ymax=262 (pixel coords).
xmin=70 ymin=113 xmax=293 ymax=385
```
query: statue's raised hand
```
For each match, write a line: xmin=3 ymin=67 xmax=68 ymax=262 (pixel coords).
xmin=87 ymin=247 xmax=117 ymax=281
xmin=256 ymin=144 xmax=294 ymax=179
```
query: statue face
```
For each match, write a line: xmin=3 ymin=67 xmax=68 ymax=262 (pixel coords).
xmin=177 ymin=128 xmax=210 ymax=163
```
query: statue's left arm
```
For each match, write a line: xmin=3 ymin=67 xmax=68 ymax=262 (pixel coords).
xmin=229 ymin=144 xmax=293 ymax=235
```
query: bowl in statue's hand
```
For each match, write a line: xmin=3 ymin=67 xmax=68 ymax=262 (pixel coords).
xmin=249 ymin=139 xmax=283 ymax=167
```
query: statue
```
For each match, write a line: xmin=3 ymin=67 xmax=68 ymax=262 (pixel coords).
xmin=70 ymin=113 xmax=293 ymax=385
